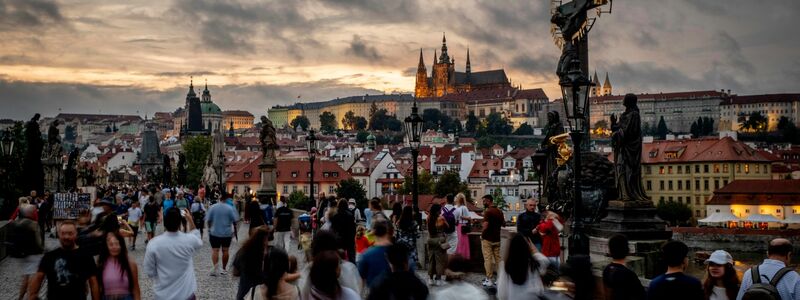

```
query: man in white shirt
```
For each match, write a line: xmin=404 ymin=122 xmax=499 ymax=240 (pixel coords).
xmin=736 ymin=238 xmax=800 ymax=300
xmin=127 ymin=201 xmax=143 ymax=250
xmin=144 ymin=207 xmax=203 ymax=300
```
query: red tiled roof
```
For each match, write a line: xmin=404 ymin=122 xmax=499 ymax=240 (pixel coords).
xmin=642 ymin=137 xmax=774 ymax=164
xmin=275 ymin=160 xmax=351 ymax=183
xmin=726 ymin=94 xmax=800 ymax=105
xmin=707 ymin=180 xmax=800 ymax=206
xmin=226 ymin=159 xmax=261 ymax=184
xmin=468 ymin=158 xmax=503 ymax=178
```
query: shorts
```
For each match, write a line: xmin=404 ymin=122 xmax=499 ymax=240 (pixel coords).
xmin=145 ymin=221 xmax=156 ymax=233
xmin=209 ymin=235 xmax=232 ymax=248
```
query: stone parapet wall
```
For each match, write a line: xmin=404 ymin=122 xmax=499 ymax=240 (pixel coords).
xmin=672 ymin=227 xmax=800 ymax=252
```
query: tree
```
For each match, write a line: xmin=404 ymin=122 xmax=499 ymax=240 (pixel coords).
xmin=183 ymin=136 xmax=211 ymax=188
xmin=690 ymin=120 xmax=700 ymax=137
xmin=702 ymin=117 xmax=714 ymax=135
xmin=642 ymin=122 xmax=653 ymax=136
xmin=342 ymin=111 xmax=357 ymax=130
xmin=594 ymin=119 xmax=609 ymax=130
xmin=434 ymin=170 xmax=470 ymax=201
xmin=335 ymin=178 xmax=368 ymax=208
xmin=369 ymin=109 xmax=389 ymax=131
xmin=287 ymin=190 xmax=309 ymax=210
xmin=290 ymin=115 xmax=310 ymax=131
xmin=319 ymin=111 xmax=337 ymax=134
xmin=356 ymin=130 xmax=369 ymax=143
xmin=176 ymin=152 xmax=187 ymax=186
xmin=368 ymin=101 xmax=379 ymax=126
xmin=465 ymin=113 xmax=480 ymax=134
xmin=399 ymin=170 xmax=434 ymax=195
xmin=514 ymin=123 xmax=534 ymax=135
xmin=64 ymin=125 xmax=77 ymax=142
xmin=384 ymin=116 xmax=403 ymax=132
xmin=778 ymin=116 xmax=800 ymax=144
xmin=485 ymin=112 xmax=512 ymax=135
xmin=656 ymin=200 xmax=692 ymax=226
xmin=492 ymin=188 xmax=507 ymax=210
xmin=656 ymin=116 xmax=669 ymax=139
xmin=740 ymin=112 xmax=767 ymax=132
xmin=353 ymin=116 xmax=368 ymax=131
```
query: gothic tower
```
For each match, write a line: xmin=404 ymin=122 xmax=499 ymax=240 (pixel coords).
xmin=432 ymin=33 xmax=454 ymax=97
xmin=602 ymin=72 xmax=612 ymax=96
xmin=414 ymin=49 xmax=429 ymax=97
xmin=590 ymin=71 xmax=599 ymax=97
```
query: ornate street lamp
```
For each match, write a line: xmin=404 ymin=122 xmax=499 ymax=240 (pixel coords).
xmin=559 ymin=58 xmax=595 ymax=257
xmin=217 ymin=151 xmax=225 ymax=190
xmin=1 ymin=128 xmax=14 ymax=157
xmin=306 ymin=129 xmax=318 ymax=207
xmin=404 ymin=100 xmax=424 ymax=225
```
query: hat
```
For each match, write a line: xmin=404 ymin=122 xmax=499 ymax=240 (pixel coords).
xmin=704 ymin=250 xmax=733 ymax=265
xmin=348 ymin=198 xmax=356 ymax=204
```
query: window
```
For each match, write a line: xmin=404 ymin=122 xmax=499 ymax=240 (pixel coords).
xmin=333 ymin=172 xmax=339 ymax=177
xmin=283 ymin=186 xmax=288 ymax=194
xmin=716 ymin=209 xmax=720 ymax=213
xmin=677 ymin=166 xmax=682 ymax=174
xmin=668 ymin=181 xmax=673 ymax=190
xmin=695 ymin=210 xmax=701 ymax=217
xmin=755 ymin=165 xmax=760 ymax=174
xmin=686 ymin=165 xmax=691 ymax=174
xmin=737 ymin=164 xmax=741 ymax=173
xmin=686 ymin=180 xmax=691 ymax=190
xmin=723 ymin=164 xmax=729 ymax=173
xmin=744 ymin=164 xmax=750 ymax=173
xmin=645 ymin=166 xmax=652 ymax=174
xmin=695 ymin=180 xmax=700 ymax=191
xmin=329 ymin=185 xmax=334 ymax=194
xmin=678 ymin=180 xmax=683 ymax=190
xmin=704 ymin=180 xmax=709 ymax=190
xmin=695 ymin=197 xmax=700 ymax=205
xmin=777 ymin=209 xmax=781 ymax=213
xmin=659 ymin=166 xmax=665 ymax=174
xmin=292 ymin=185 xmax=297 ymax=192
xmin=714 ymin=180 xmax=719 ymax=190
xmin=695 ymin=165 xmax=700 ymax=173
xmin=646 ymin=181 xmax=652 ymax=191
xmin=713 ymin=164 xmax=720 ymax=173
xmin=668 ymin=196 xmax=673 ymax=202
xmin=660 ymin=181 xmax=665 ymax=190
xmin=678 ymin=196 xmax=683 ymax=202
xmin=303 ymin=186 xmax=308 ymax=194
xmin=704 ymin=164 xmax=709 ymax=173
xmin=745 ymin=209 xmax=749 ymax=213
xmin=723 ymin=179 xmax=728 ymax=186
xmin=323 ymin=172 xmax=329 ymax=178
xmin=292 ymin=172 xmax=298 ymax=178
xmin=668 ymin=166 xmax=673 ymax=174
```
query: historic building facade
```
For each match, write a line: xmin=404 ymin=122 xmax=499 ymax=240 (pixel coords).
xmin=719 ymin=93 xmax=800 ymax=132
xmin=415 ymin=34 xmax=512 ymax=98
xmin=179 ymin=80 xmax=223 ymax=136
xmin=222 ymin=110 xmax=255 ymax=130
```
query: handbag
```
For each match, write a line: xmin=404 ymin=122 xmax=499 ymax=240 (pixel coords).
xmin=460 ymin=222 xmax=471 ymax=235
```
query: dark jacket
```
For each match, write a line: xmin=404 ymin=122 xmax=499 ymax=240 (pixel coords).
xmin=516 ymin=210 xmax=542 ymax=244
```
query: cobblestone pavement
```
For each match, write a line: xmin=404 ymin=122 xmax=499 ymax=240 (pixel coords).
xmin=1 ymin=225 xmax=490 ymax=299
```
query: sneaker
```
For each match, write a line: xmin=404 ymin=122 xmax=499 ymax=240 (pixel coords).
xmin=220 ymin=269 xmax=228 ymax=275
xmin=436 ymin=279 xmax=445 ymax=286
xmin=482 ymin=278 xmax=492 ymax=287
xmin=210 ymin=266 xmax=218 ymax=276
xmin=427 ymin=278 xmax=435 ymax=286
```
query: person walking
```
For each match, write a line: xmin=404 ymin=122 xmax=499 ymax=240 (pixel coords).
xmin=309 ymin=250 xmax=360 ymax=300
xmin=190 ymin=196 xmax=207 ymax=238
xmin=426 ymin=203 xmax=449 ymax=286
xmin=480 ymin=194 xmax=504 ymax=287
xmin=365 ymin=198 xmax=386 ymax=230
xmin=175 ymin=191 xmax=190 ymax=210
xmin=702 ymin=250 xmax=739 ymax=300
xmin=441 ymin=194 xmax=459 ymax=257
xmin=602 ymin=234 xmax=646 ymax=300
xmin=8 ymin=204 xmax=43 ymax=300
xmin=245 ymin=248 xmax=299 ymax=300
xmin=354 ymin=225 xmax=371 ymax=263
xmin=126 ymin=200 xmax=143 ymax=250
xmin=142 ymin=196 xmax=160 ymax=244
xmin=233 ymin=227 xmax=271 ymax=300
xmin=536 ymin=211 xmax=562 ymax=268
xmin=347 ymin=198 xmax=363 ymax=224
xmin=331 ymin=199 xmax=357 ymax=263
xmin=273 ymin=199 xmax=294 ymax=253
xmin=394 ymin=205 xmax=419 ymax=271
xmin=454 ymin=193 xmax=472 ymax=259
xmin=205 ymin=196 xmax=241 ymax=276
xmin=647 ymin=240 xmax=704 ymax=300
xmin=143 ymin=208 xmax=203 ymax=300
xmin=299 ymin=230 xmax=362 ymax=298
xmin=516 ymin=197 xmax=542 ymax=250
xmin=28 ymin=221 xmax=100 ymax=300
xmin=97 ymin=232 xmax=141 ymax=300
xmin=161 ymin=191 xmax=174 ymax=220
xmin=496 ymin=233 xmax=550 ymax=300
xmin=358 ymin=220 xmax=394 ymax=290
xmin=246 ymin=197 xmax=265 ymax=235
xmin=736 ymin=238 xmax=799 ymax=300
xmin=432 ymin=254 xmax=489 ymax=300
xmin=367 ymin=244 xmax=429 ymax=300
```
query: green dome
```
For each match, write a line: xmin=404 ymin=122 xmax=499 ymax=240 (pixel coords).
xmin=367 ymin=133 xmax=376 ymax=141
xmin=201 ymin=101 xmax=222 ymax=114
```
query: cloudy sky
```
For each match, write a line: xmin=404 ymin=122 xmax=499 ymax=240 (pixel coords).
xmin=0 ymin=0 xmax=797 ymax=120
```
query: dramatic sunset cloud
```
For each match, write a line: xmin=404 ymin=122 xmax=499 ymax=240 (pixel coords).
xmin=0 ymin=0 xmax=797 ymax=119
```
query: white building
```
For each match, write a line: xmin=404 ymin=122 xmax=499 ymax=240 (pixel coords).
xmin=719 ymin=93 xmax=800 ymax=132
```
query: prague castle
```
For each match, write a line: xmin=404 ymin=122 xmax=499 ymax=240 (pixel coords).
xmin=415 ymin=34 xmax=512 ymax=98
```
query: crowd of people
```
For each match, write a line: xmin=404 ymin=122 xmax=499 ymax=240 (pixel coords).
xmin=4 ymin=185 xmax=800 ymax=300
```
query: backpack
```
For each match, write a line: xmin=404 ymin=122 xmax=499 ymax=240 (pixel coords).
xmin=441 ymin=206 xmax=457 ymax=234
xmin=742 ymin=265 xmax=795 ymax=300
xmin=5 ymin=219 xmax=42 ymax=258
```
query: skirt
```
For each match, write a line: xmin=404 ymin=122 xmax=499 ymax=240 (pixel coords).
xmin=455 ymin=223 xmax=471 ymax=259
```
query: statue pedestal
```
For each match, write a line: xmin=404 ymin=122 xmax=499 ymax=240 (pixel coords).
xmin=257 ymin=162 xmax=277 ymax=205
xmin=42 ymin=158 xmax=62 ymax=192
xmin=589 ymin=200 xmax=672 ymax=279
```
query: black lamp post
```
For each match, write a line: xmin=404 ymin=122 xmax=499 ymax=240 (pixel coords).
xmin=306 ymin=129 xmax=318 ymax=207
xmin=404 ymin=101 xmax=424 ymax=225
xmin=1 ymin=128 xmax=14 ymax=157
xmin=559 ymin=58 xmax=594 ymax=257
xmin=217 ymin=151 xmax=225 ymax=191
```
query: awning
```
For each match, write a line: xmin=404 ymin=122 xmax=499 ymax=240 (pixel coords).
xmin=744 ymin=213 xmax=781 ymax=223
xmin=781 ymin=214 xmax=800 ymax=224
xmin=698 ymin=212 xmax=739 ymax=223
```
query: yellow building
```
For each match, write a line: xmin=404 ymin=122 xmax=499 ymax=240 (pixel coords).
xmin=641 ymin=137 xmax=774 ymax=219
xmin=223 ymin=110 xmax=254 ymax=130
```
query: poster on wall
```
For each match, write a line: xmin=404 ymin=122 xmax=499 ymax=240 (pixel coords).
xmin=53 ymin=193 xmax=91 ymax=220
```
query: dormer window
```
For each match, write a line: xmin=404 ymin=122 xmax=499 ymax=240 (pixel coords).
xmin=292 ymin=172 xmax=298 ymax=178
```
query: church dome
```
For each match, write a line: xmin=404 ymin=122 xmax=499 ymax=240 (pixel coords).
xmin=201 ymin=101 xmax=222 ymax=115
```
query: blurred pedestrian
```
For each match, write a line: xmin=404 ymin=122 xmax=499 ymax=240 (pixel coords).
xmin=432 ymin=255 xmax=489 ymax=300
xmin=28 ymin=221 xmax=100 ymax=300
xmin=368 ymin=243 xmax=428 ymax=300
xmin=426 ymin=203 xmax=449 ymax=286
xmin=234 ymin=227 xmax=271 ymax=300
xmin=143 ymin=195 xmax=160 ymax=244
xmin=394 ymin=205 xmax=419 ymax=271
xmin=8 ymin=204 xmax=43 ymax=300
xmin=496 ymin=233 xmax=549 ymax=300
xmin=309 ymin=250 xmax=360 ymax=300
xmin=97 ymin=232 xmax=141 ymax=300
xmin=441 ymin=194 xmax=458 ymax=257
xmin=245 ymin=248 xmax=298 ymax=300
xmin=143 ymin=208 xmax=202 ymax=300
xmin=206 ymin=194 xmax=240 ymax=276
xmin=273 ymin=199 xmax=294 ymax=253
xmin=536 ymin=211 xmax=562 ymax=268
xmin=331 ymin=199 xmax=356 ymax=263
xmin=517 ymin=198 xmax=541 ymax=250
xmin=299 ymin=230 xmax=361 ymax=298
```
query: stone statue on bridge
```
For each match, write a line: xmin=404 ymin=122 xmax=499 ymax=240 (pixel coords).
xmin=610 ymin=93 xmax=650 ymax=204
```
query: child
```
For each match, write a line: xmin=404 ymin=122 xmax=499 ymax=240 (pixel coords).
xmin=298 ymin=210 xmax=314 ymax=261
xmin=354 ymin=225 xmax=372 ymax=263
xmin=426 ymin=215 xmax=450 ymax=286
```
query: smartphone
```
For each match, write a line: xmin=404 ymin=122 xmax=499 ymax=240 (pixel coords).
xmin=180 ymin=209 xmax=187 ymax=217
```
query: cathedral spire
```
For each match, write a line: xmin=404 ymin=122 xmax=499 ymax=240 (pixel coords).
xmin=201 ymin=79 xmax=211 ymax=102
xmin=438 ymin=32 xmax=450 ymax=64
xmin=466 ymin=47 xmax=471 ymax=74
xmin=187 ymin=77 xmax=196 ymax=96
xmin=418 ymin=48 xmax=425 ymax=68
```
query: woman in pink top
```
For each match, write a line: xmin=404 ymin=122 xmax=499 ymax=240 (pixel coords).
xmin=98 ymin=231 xmax=141 ymax=300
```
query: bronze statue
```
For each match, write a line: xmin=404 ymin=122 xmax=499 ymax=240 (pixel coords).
xmin=611 ymin=94 xmax=650 ymax=202
xmin=260 ymin=116 xmax=278 ymax=163
xmin=540 ymin=111 xmax=565 ymax=201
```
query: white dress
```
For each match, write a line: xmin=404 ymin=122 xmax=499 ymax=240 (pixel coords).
xmin=496 ymin=252 xmax=550 ymax=300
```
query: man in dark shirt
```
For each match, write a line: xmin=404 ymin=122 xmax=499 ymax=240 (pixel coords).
xmin=245 ymin=198 xmax=264 ymax=235
xmin=273 ymin=199 xmax=294 ymax=253
xmin=358 ymin=220 xmax=393 ymax=289
xmin=647 ymin=240 xmax=704 ymax=300
xmin=480 ymin=194 xmax=505 ymax=287
xmin=143 ymin=198 xmax=161 ymax=243
xmin=603 ymin=234 xmax=646 ymax=300
xmin=29 ymin=221 xmax=99 ymax=300
xmin=516 ymin=197 xmax=542 ymax=249
xmin=367 ymin=244 xmax=429 ymax=300
xmin=331 ymin=199 xmax=356 ymax=263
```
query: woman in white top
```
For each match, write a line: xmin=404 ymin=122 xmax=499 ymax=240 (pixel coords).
xmin=308 ymin=250 xmax=360 ymax=300
xmin=454 ymin=193 xmax=472 ymax=259
xmin=497 ymin=233 xmax=550 ymax=300
xmin=702 ymin=250 xmax=739 ymax=300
